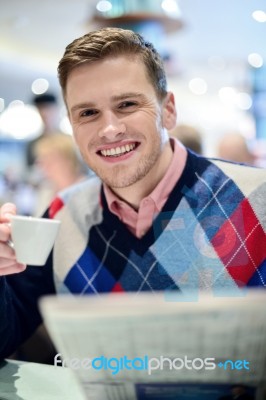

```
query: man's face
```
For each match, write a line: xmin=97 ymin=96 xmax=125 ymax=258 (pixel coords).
xmin=66 ymin=56 xmax=176 ymax=190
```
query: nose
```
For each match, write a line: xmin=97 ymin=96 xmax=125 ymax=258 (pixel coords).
xmin=98 ymin=111 xmax=126 ymax=140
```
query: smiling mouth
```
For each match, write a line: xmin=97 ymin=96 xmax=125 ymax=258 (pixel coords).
xmin=98 ymin=143 xmax=138 ymax=157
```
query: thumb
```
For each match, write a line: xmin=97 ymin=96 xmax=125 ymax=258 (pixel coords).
xmin=0 ymin=203 xmax=17 ymax=222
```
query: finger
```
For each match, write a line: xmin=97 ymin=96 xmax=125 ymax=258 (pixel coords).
xmin=0 ymin=224 xmax=13 ymax=242
xmin=0 ymin=257 xmax=19 ymax=268
xmin=0 ymin=203 xmax=17 ymax=223
xmin=0 ymin=242 xmax=17 ymax=259
xmin=0 ymin=263 xmax=26 ymax=276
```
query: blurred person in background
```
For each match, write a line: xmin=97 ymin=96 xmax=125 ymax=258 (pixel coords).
xmin=26 ymin=93 xmax=62 ymax=167
xmin=169 ymin=123 xmax=203 ymax=155
xmin=33 ymin=132 xmax=89 ymax=216
xmin=217 ymin=132 xmax=256 ymax=166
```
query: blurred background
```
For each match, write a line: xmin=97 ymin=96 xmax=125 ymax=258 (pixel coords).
xmin=1 ymin=0 xmax=266 ymax=215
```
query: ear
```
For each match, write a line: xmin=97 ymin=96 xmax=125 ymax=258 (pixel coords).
xmin=162 ymin=92 xmax=177 ymax=130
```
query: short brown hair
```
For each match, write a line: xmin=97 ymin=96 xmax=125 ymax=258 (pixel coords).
xmin=58 ymin=27 xmax=167 ymax=101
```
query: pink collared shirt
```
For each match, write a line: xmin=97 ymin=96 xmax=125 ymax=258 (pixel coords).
xmin=103 ymin=138 xmax=187 ymax=238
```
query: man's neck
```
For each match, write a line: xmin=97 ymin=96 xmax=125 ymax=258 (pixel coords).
xmin=110 ymin=141 xmax=173 ymax=210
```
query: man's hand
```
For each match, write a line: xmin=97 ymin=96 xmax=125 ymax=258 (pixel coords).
xmin=0 ymin=203 xmax=26 ymax=276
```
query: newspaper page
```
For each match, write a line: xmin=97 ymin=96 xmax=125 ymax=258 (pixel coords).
xmin=39 ymin=290 xmax=266 ymax=400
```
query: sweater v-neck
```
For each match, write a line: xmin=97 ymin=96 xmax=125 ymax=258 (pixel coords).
xmin=100 ymin=151 xmax=209 ymax=251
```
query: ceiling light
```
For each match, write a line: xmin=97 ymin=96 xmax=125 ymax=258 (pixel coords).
xmin=161 ymin=0 xmax=181 ymax=17
xmin=96 ymin=1 xmax=112 ymax=13
xmin=9 ymin=100 xmax=24 ymax=108
xmin=92 ymin=0 xmax=183 ymax=34
xmin=252 ymin=10 xmax=266 ymax=23
xmin=218 ymin=87 xmax=237 ymax=105
xmin=188 ymin=78 xmax=207 ymax=95
xmin=248 ymin=53 xmax=264 ymax=68
xmin=0 ymin=103 xmax=42 ymax=139
xmin=31 ymin=78 xmax=49 ymax=95
xmin=235 ymin=93 xmax=252 ymax=110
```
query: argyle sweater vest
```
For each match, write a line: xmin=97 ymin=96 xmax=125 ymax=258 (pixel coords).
xmin=49 ymin=151 xmax=266 ymax=297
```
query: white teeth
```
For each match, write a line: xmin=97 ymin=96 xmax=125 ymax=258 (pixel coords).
xmin=100 ymin=143 xmax=136 ymax=157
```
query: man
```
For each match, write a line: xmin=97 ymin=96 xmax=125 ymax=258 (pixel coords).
xmin=0 ymin=27 xmax=266 ymax=359
xmin=26 ymin=93 xmax=61 ymax=167
xmin=217 ymin=132 xmax=256 ymax=166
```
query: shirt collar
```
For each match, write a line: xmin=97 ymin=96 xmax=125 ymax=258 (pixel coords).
xmin=103 ymin=137 xmax=187 ymax=215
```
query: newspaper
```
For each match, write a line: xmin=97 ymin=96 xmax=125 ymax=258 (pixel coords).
xmin=39 ymin=290 xmax=266 ymax=400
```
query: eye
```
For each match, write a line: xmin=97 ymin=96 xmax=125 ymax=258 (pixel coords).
xmin=118 ymin=101 xmax=137 ymax=109
xmin=80 ymin=109 xmax=98 ymax=117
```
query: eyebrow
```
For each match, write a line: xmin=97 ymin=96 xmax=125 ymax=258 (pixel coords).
xmin=111 ymin=92 xmax=145 ymax=102
xmin=70 ymin=92 xmax=145 ymax=114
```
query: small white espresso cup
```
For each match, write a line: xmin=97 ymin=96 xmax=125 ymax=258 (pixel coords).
xmin=10 ymin=215 xmax=61 ymax=266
